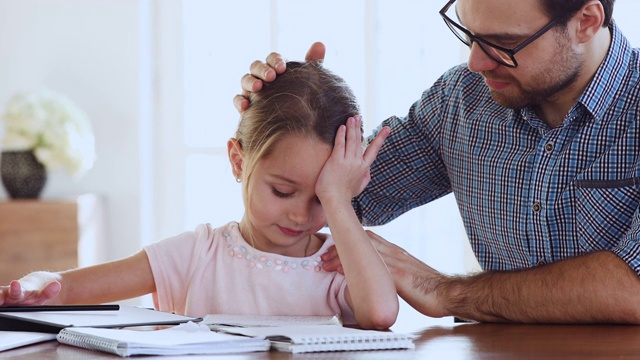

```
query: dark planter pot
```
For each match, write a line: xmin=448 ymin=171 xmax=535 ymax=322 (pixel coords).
xmin=1 ymin=150 xmax=47 ymax=199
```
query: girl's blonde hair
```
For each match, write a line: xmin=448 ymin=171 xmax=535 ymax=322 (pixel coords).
xmin=235 ymin=61 xmax=360 ymax=228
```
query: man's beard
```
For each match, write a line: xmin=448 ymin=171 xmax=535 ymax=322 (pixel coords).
xmin=485 ymin=37 xmax=583 ymax=110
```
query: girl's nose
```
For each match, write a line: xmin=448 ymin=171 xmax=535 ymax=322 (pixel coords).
xmin=288 ymin=201 xmax=311 ymax=225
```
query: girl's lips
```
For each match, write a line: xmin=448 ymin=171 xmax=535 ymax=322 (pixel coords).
xmin=485 ymin=78 xmax=510 ymax=90
xmin=278 ymin=225 xmax=303 ymax=237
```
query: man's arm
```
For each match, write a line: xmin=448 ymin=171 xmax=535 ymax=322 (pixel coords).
xmin=366 ymin=230 xmax=640 ymax=324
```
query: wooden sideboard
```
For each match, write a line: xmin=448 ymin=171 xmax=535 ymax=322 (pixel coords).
xmin=0 ymin=194 xmax=104 ymax=284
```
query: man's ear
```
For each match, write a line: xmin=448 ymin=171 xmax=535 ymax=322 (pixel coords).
xmin=227 ymin=138 xmax=244 ymax=181
xmin=574 ymin=0 xmax=605 ymax=43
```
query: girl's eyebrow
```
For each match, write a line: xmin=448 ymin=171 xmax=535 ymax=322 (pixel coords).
xmin=270 ymin=174 xmax=299 ymax=185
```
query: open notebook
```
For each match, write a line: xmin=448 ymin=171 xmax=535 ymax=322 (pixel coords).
xmin=56 ymin=322 xmax=270 ymax=357
xmin=214 ymin=323 xmax=415 ymax=353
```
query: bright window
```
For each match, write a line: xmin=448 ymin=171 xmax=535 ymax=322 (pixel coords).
xmin=155 ymin=1 xmax=477 ymax=283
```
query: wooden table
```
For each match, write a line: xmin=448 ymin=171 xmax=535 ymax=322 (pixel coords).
xmin=3 ymin=317 xmax=640 ymax=359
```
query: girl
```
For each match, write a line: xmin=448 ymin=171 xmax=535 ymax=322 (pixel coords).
xmin=0 ymin=62 xmax=397 ymax=329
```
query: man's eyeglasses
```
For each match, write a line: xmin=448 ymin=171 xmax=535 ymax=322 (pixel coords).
xmin=439 ymin=0 xmax=564 ymax=68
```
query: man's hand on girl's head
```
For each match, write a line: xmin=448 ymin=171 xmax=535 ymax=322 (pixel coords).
xmin=305 ymin=42 xmax=326 ymax=63
xmin=234 ymin=42 xmax=327 ymax=113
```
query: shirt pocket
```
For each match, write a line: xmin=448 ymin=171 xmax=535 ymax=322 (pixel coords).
xmin=575 ymin=177 xmax=640 ymax=252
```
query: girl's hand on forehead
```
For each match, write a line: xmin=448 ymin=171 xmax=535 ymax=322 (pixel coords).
xmin=316 ymin=116 xmax=390 ymax=203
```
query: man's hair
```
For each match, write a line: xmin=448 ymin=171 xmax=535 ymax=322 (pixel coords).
xmin=540 ymin=0 xmax=615 ymax=27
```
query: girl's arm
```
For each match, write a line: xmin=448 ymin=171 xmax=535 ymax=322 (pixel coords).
xmin=316 ymin=117 xmax=397 ymax=330
xmin=0 ymin=250 xmax=155 ymax=306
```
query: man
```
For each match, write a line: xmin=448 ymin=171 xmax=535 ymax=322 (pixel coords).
xmin=235 ymin=0 xmax=640 ymax=323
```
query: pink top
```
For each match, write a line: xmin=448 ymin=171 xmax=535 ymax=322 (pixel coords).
xmin=144 ymin=222 xmax=355 ymax=323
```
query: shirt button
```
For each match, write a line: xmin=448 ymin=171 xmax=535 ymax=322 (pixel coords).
xmin=537 ymin=260 xmax=547 ymax=266
xmin=532 ymin=203 xmax=542 ymax=212
xmin=544 ymin=143 xmax=554 ymax=152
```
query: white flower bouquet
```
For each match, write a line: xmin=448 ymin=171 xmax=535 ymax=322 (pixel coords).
xmin=1 ymin=90 xmax=96 ymax=178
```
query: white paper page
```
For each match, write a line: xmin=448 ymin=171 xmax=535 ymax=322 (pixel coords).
xmin=215 ymin=324 xmax=415 ymax=342
xmin=203 ymin=314 xmax=342 ymax=327
xmin=60 ymin=322 xmax=262 ymax=346
xmin=0 ymin=331 xmax=57 ymax=352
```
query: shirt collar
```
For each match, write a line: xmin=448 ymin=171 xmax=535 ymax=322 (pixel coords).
xmin=578 ymin=21 xmax=632 ymax=122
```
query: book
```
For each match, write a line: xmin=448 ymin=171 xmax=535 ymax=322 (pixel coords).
xmin=57 ymin=321 xmax=270 ymax=357
xmin=0 ymin=331 xmax=57 ymax=352
xmin=0 ymin=305 xmax=199 ymax=333
xmin=203 ymin=313 xmax=342 ymax=328
xmin=214 ymin=324 xmax=416 ymax=353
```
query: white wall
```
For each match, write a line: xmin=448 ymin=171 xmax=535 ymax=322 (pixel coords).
xmin=0 ymin=0 xmax=151 ymax=262
xmin=1 ymin=0 xmax=639 ymax=273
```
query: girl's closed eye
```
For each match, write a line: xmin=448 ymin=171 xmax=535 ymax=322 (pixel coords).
xmin=272 ymin=187 xmax=292 ymax=198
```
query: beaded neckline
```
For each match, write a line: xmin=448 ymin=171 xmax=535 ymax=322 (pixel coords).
xmin=222 ymin=223 xmax=324 ymax=273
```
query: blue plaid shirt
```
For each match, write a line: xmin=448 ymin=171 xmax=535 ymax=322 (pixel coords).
xmin=355 ymin=24 xmax=640 ymax=275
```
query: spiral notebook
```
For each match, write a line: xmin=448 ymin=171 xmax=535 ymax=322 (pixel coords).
xmin=56 ymin=322 xmax=270 ymax=357
xmin=215 ymin=324 xmax=415 ymax=353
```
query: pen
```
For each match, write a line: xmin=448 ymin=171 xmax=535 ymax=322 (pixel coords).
xmin=0 ymin=304 xmax=120 ymax=312
xmin=453 ymin=317 xmax=475 ymax=323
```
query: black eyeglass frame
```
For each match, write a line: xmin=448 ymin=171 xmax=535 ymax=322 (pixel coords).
xmin=439 ymin=0 xmax=565 ymax=68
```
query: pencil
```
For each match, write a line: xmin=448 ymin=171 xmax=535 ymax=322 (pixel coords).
xmin=0 ymin=304 xmax=120 ymax=312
